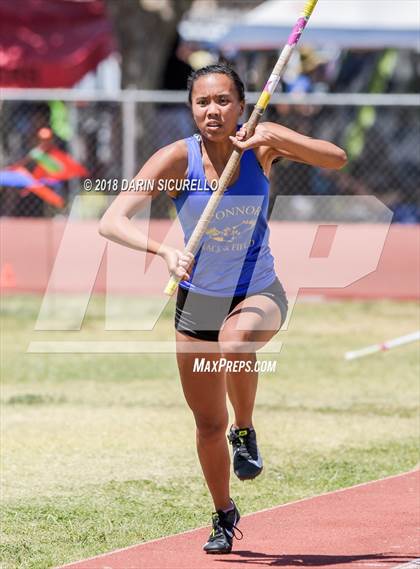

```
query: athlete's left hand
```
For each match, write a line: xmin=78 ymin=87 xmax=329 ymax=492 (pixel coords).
xmin=229 ymin=123 xmax=273 ymax=151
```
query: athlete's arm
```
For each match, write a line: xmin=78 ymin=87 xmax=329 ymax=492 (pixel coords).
xmin=230 ymin=122 xmax=347 ymax=174
xmin=98 ymin=140 xmax=194 ymax=280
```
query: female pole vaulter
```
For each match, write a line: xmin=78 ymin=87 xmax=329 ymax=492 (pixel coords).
xmin=99 ymin=64 xmax=347 ymax=554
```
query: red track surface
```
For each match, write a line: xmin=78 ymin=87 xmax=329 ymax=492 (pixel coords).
xmin=57 ymin=470 xmax=419 ymax=569
xmin=1 ymin=220 xmax=419 ymax=299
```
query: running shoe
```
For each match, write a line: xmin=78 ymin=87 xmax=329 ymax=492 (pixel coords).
xmin=228 ymin=426 xmax=263 ymax=481
xmin=203 ymin=501 xmax=242 ymax=554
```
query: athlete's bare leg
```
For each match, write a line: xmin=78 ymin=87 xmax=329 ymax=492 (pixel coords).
xmin=176 ymin=331 xmax=231 ymax=511
xmin=175 ymin=296 xmax=281 ymax=508
xmin=219 ymin=295 xmax=282 ymax=428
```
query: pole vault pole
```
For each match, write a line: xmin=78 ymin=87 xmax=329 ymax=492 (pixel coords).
xmin=164 ymin=0 xmax=319 ymax=295
xmin=345 ymin=331 xmax=420 ymax=361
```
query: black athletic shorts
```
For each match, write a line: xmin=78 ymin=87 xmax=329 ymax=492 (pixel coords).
xmin=175 ymin=277 xmax=288 ymax=342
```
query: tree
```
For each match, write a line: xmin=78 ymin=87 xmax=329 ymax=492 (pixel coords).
xmin=105 ymin=0 xmax=194 ymax=89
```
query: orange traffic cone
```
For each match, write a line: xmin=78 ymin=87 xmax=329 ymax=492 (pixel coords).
xmin=0 ymin=263 xmax=17 ymax=288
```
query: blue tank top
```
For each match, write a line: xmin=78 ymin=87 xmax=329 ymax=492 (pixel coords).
xmin=173 ymin=134 xmax=276 ymax=296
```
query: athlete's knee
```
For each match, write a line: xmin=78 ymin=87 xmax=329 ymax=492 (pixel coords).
xmin=195 ymin=413 xmax=228 ymax=442
xmin=219 ymin=330 xmax=254 ymax=354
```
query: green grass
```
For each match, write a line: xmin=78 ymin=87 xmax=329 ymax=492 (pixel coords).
xmin=1 ymin=295 xmax=419 ymax=568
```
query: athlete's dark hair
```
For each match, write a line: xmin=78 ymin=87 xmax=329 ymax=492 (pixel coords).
xmin=187 ymin=64 xmax=245 ymax=104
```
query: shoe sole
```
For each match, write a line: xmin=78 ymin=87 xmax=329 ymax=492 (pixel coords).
xmin=235 ymin=466 xmax=263 ymax=481
xmin=205 ymin=548 xmax=232 ymax=554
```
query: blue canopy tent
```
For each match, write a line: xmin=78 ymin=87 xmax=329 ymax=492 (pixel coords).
xmin=217 ymin=0 xmax=420 ymax=51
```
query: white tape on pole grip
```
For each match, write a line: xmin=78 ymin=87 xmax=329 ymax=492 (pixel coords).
xmin=264 ymin=73 xmax=281 ymax=95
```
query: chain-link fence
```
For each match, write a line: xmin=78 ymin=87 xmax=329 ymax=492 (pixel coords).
xmin=1 ymin=91 xmax=419 ymax=222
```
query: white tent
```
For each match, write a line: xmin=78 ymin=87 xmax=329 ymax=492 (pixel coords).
xmin=218 ymin=0 xmax=420 ymax=50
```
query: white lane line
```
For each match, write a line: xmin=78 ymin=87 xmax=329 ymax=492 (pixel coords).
xmin=392 ymin=560 xmax=420 ymax=569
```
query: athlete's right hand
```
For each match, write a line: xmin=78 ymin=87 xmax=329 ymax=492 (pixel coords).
xmin=159 ymin=247 xmax=195 ymax=281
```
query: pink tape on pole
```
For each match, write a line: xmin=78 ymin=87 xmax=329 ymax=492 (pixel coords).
xmin=287 ymin=17 xmax=307 ymax=46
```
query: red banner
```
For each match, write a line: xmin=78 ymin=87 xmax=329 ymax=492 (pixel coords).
xmin=0 ymin=0 xmax=115 ymax=87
